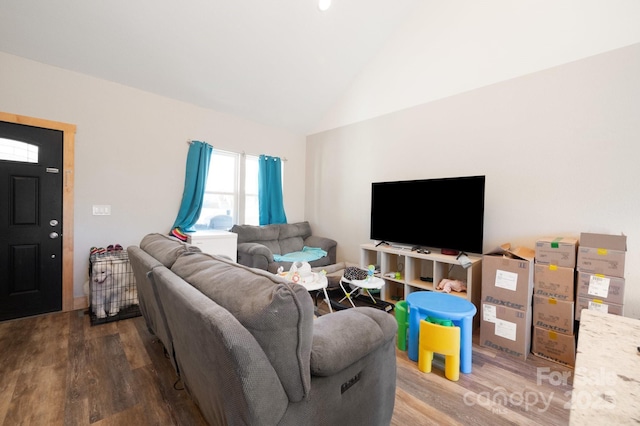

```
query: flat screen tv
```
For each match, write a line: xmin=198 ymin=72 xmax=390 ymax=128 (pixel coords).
xmin=370 ymin=175 xmax=485 ymax=254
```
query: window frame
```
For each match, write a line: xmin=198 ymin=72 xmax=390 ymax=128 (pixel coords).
xmin=197 ymin=149 xmax=260 ymax=229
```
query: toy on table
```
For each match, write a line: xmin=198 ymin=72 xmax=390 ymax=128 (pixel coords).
xmin=367 ymin=264 xmax=375 ymax=281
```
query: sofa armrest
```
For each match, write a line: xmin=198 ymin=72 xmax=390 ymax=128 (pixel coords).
xmin=304 ymin=235 xmax=337 ymax=253
xmin=310 ymin=307 xmax=397 ymax=376
xmin=304 ymin=235 xmax=337 ymax=264
xmin=236 ymin=242 xmax=273 ymax=270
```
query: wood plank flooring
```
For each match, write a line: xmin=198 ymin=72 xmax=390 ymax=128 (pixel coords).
xmin=0 ymin=305 xmax=573 ymax=425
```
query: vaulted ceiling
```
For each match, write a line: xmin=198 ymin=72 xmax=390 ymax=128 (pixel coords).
xmin=0 ymin=0 xmax=422 ymax=134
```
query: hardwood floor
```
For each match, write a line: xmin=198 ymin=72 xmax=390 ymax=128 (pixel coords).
xmin=0 ymin=305 xmax=573 ymax=425
xmin=0 ymin=310 xmax=207 ymax=425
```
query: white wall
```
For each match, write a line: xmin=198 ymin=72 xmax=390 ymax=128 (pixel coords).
xmin=314 ymin=0 xmax=640 ymax=133
xmin=0 ymin=52 xmax=307 ymax=301
xmin=306 ymin=43 xmax=640 ymax=318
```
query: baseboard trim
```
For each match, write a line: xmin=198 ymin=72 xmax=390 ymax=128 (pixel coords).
xmin=73 ymin=296 xmax=88 ymax=311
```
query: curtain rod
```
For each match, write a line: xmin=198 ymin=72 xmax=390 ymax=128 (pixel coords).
xmin=247 ymin=151 xmax=287 ymax=162
xmin=186 ymin=139 xmax=211 ymax=146
xmin=186 ymin=140 xmax=286 ymax=161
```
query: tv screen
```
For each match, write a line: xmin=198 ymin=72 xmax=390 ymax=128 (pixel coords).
xmin=370 ymin=175 xmax=485 ymax=254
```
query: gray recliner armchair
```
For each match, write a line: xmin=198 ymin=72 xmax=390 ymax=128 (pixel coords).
xmin=128 ymin=233 xmax=398 ymax=426
xmin=231 ymin=221 xmax=337 ymax=273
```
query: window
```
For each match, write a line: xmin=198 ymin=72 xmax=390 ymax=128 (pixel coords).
xmin=0 ymin=138 xmax=39 ymax=163
xmin=195 ymin=150 xmax=260 ymax=230
xmin=244 ymin=155 xmax=259 ymax=225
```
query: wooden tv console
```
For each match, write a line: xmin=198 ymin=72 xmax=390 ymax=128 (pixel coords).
xmin=359 ymin=243 xmax=482 ymax=316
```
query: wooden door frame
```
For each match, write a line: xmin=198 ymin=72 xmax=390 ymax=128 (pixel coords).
xmin=0 ymin=111 xmax=76 ymax=312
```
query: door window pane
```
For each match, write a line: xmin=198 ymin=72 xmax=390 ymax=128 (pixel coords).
xmin=0 ymin=138 xmax=38 ymax=163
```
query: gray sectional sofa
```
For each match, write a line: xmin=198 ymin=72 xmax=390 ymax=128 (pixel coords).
xmin=231 ymin=221 xmax=337 ymax=273
xmin=128 ymin=233 xmax=397 ymax=426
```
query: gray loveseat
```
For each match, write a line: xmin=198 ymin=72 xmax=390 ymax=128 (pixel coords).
xmin=231 ymin=221 xmax=337 ymax=273
xmin=128 ymin=233 xmax=397 ymax=426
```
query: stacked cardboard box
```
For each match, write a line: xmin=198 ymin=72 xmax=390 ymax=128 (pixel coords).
xmin=531 ymin=236 xmax=578 ymax=367
xmin=575 ymin=233 xmax=627 ymax=320
xmin=480 ymin=244 xmax=535 ymax=361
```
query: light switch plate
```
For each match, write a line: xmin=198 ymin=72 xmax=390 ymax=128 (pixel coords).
xmin=92 ymin=205 xmax=111 ymax=215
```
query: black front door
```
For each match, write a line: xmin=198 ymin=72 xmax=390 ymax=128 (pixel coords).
xmin=0 ymin=121 xmax=64 ymax=321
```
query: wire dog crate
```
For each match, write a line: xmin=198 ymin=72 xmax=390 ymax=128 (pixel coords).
xmin=88 ymin=250 xmax=140 ymax=325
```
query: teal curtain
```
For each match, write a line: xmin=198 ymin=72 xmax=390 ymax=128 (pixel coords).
xmin=258 ymin=155 xmax=287 ymax=225
xmin=171 ymin=141 xmax=213 ymax=238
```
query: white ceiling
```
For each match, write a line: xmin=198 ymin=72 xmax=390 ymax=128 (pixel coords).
xmin=0 ymin=0 xmax=422 ymax=134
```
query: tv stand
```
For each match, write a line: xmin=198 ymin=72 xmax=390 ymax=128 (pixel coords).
xmin=375 ymin=241 xmax=390 ymax=247
xmin=360 ymin=243 xmax=482 ymax=327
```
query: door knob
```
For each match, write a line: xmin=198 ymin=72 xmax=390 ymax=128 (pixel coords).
xmin=49 ymin=232 xmax=59 ymax=239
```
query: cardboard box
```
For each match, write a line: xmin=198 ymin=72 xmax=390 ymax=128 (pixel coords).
xmin=531 ymin=326 xmax=576 ymax=367
xmin=576 ymin=271 xmax=625 ymax=305
xmin=482 ymin=244 xmax=535 ymax=312
xmin=532 ymin=295 xmax=574 ymax=335
xmin=575 ymin=295 xmax=624 ymax=321
xmin=534 ymin=263 xmax=575 ymax=301
xmin=535 ymin=237 xmax=578 ymax=268
xmin=576 ymin=233 xmax=627 ymax=278
xmin=480 ymin=302 xmax=532 ymax=361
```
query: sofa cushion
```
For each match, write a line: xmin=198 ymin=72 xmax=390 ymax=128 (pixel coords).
xmin=233 ymin=223 xmax=280 ymax=243
xmin=278 ymin=223 xmax=311 ymax=255
xmin=279 ymin=222 xmax=311 ymax=239
xmin=140 ymin=233 xmax=200 ymax=268
xmin=170 ymin=251 xmax=314 ymax=402
xmin=278 ymin=237 xmax=304 ymax=256
xmin=232 ymin=224 xmax=282 ymax=255
xmin=278 ymin=222 xmax=311 ymax=254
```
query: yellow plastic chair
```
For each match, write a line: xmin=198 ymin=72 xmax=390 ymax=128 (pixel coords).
xmin=394 ymin=300 xmax=408 ymax=351
xmin=418 ymin=319 xmax=461 ymax=381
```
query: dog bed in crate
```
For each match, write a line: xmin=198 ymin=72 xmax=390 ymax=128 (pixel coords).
xmin=88 ymin=250 xmax=140 ymax=325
